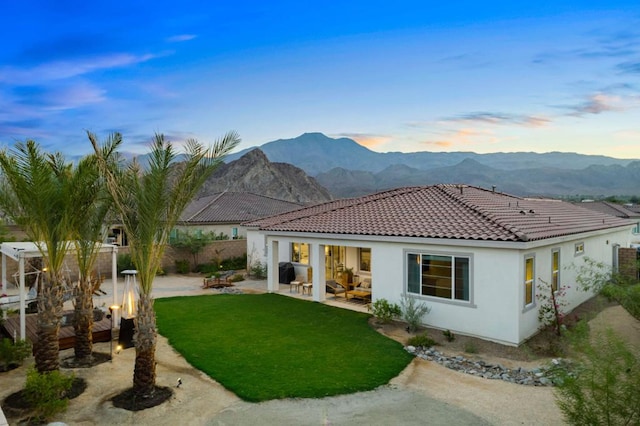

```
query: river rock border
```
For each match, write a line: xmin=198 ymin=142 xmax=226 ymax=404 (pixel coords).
xmin=406 ymin=345 xmax=559 ymax=386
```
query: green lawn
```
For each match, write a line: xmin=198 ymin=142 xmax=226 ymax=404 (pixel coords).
xmin=155 ymin=293 xmax=414 ymax=402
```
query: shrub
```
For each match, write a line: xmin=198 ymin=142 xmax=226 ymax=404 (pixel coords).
xmin=230 ymin=274 xmax=245 ymax=283
xmin=117 ymin=253 xmax=135 ymax=273
xmin=223 ymin=254 xmax=248 ymax=270
xmin=442 ymin=329 xmax=456 ymax=342
xmin=174 ymin=259 xmax=190 ymax=274
xmin=371 ymin=299 xmax=401 ymax=323
xmin=407 ymin=333 xmax=436 ymax=348
xmin=536 ymin=278 xmax=569 ymax=336
xmin=250 ymin=261 xmax=267 ymax=279
xmin=0 ymin=338 xmax=31 ymax=371
xmin=464 ymin=342 xmax=478 ymax=354
xmin=549 ymin=329 xmax=640 ymax=425
xmin=399 ymin=295 xmax=431 ymax=332
xmin=24 ymin=368 xmax=74 ymax=422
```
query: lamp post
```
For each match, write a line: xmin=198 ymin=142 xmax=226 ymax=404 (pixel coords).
xmin=108 ymin=304 xmax=120 ymax=361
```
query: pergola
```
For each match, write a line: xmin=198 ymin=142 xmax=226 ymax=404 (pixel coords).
xmin=1 ymin=241 xmax=118 ymax=340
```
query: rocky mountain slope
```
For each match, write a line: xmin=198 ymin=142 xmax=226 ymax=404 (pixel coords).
xmin=199 ymin=148 xmax=332 ymax=204
xmin=226 ymin=133 xmax=640 ymax=197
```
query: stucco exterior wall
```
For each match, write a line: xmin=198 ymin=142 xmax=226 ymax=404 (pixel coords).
xmin=260 ymin=226 xmax=631 ymax=345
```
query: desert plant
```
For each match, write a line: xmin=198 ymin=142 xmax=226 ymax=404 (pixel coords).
xmin=549 ymin=328 xmax=640 ymax=425
xmin=24 ymin=367 xmax=74 ymax=422
xmin=407 ymin=333 xmax=436 ymax=348
xmin=229 ymin=274 xmax=245 ymax=283
xmin=536 ymin=278 xmax=569 ymax=336
xmin=117 ymin=253 xmax=136 ymax=273
xmin=371 ymin=299 xmax=401 ymax=323
xmin=250 ymin=261 xmax=267 ymax=279
xmin=0 ymin=338 xmax=32 ymax=371
xmin=174 ymin=259 xmax=190 ymax=274
xmin=400 ymin=294 xmax=431 ymax=332
xmin=170 ymin=230 xmax=215 ymax=270
xmin=573 ymin=256 xmax=640 ymax=320
xmin=464 ymin=342 xmax=478 ymax=354
xmin=442 ymin=329 xmax=456 ymax=342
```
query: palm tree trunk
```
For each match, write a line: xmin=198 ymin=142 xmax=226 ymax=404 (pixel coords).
xmin=133 ymin=294 xmax=157 ymax=397
xmin=73 ymin=278 xmax=94 ymax=362
xmin=34 ymin=284 xmax=63 ymax=372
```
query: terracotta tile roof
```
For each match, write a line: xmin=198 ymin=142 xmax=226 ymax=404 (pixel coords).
xmin=574 ymin=201 xmax=640 ymax=219
xmin=245 ymin=184 xmax=634 ymax=242
xmin=180 ymin=192 xmax=303 ymax=224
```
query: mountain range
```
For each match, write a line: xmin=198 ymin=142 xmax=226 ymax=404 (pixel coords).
xmin=225 ymin=133 xmax=640 ymax=198
xmin=198 ymin=148 xmax=332 ymax=203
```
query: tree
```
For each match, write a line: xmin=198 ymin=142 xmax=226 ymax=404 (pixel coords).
xmin=90 ymin=131 xmax=239 ymax=401
xmin=170 ymin=230 xmax=214 ymax=271
xmin=574 ymin=256 xmax=640 ymax=321
xmin=68 ymin=155 xmax=112 ymax=364
xmin=0 ymin=142 xmax=76 ymax=372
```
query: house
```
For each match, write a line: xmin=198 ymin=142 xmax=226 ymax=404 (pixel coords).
xmin=245 ymin=184 xmax=634 ymax=345
xmin=574 ymin=200 xmax=640 ymax=243
xmin=175 ymin=191 xmax=303 ymax=240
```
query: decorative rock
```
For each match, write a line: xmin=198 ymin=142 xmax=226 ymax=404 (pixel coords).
xmin=405 ymin=345 xmax=557 ymax=387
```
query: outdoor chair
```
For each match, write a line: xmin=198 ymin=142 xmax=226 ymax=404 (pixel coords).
xmin=290 ymin=274 xmax=306 ymax=293
xmin=325 ymin=279 xmax=346 ymax=298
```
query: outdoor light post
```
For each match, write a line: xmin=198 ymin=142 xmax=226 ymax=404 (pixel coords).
xmin=108 ymin=304 xmax=120 ymax=361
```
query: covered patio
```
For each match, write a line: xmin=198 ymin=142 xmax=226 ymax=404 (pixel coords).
xmin=0 ymin=241 xmax=119 ymax=340
xmin=264 ymin=239 xmax=374 ymax=311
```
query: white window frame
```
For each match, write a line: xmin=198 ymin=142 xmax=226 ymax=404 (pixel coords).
xmin=574 ymin=242 xmax=585 ymax=256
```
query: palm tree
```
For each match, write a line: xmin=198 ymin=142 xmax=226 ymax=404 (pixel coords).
xmin=0 ymin=142 xmax=76 ymax=372
xmin=90 ymin=131 xmax=239 ymax=399
xmin=68 ymin=155 xmax=112 ymax=364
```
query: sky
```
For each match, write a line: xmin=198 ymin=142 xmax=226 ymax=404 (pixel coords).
xmin=1 ymin=1 xmax=639 ymax=159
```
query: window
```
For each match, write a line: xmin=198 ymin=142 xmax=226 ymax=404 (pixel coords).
xmin=359 ymin=248 xmax=371 ymax=272
xmin=407 ymin=253 xmax=470 ymax=302
xmin=551 ymin=249 xmax=560 ymax=293
xmin=633 ymin=222 xmax=640 ymax=235
xmin=525 ymin=256 xmax=535 ymax=307
xmin=231 ymin=227 xmax=238 ymax=239
xmin=291 ymin=242 xmax=309 ymax=264
xmin=574 ymin=242 xmax=584 ymax=256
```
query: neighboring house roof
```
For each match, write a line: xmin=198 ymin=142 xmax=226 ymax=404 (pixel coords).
xmin=245 ymin=184 xmax=633 ymax=242
xmin=180 ymin=192 xmax=303 ymax=224
xmin=574 ymin=201 xmax=640 ymax=219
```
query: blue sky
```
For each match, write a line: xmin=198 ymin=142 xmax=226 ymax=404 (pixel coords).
xmin=1 ymin=1 xmax=639 ymax=158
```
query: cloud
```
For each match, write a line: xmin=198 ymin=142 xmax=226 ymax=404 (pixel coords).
xmin=334 ymin=133 xmax=391 ymax=149
xmin=421 ymin=128 xmax=500 ymax=150
xmin=0 ymin=52 xmax=160 ymax=84
xmin=617 ymin=61 xmax=640 ymax=74
xmin=12 ymin=81 xmax=106 ymax=111
xmin=565 ymin=93 xmax=622 ymax=116
xmin=166 ymin=34 xmax=197 ymax=43
xmin=439 ymin=112 xmax=550 ymax=128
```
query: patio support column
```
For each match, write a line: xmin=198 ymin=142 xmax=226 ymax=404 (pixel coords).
xmin=111 ymin=246 xmax=118 ymax=307
xmin=267 ymin=239 xmax=279 ymax=293
xmin=311 ymin=243 xmax=326 ymax=302
xmin=18 ymin=254 xmax=26 ymax=340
